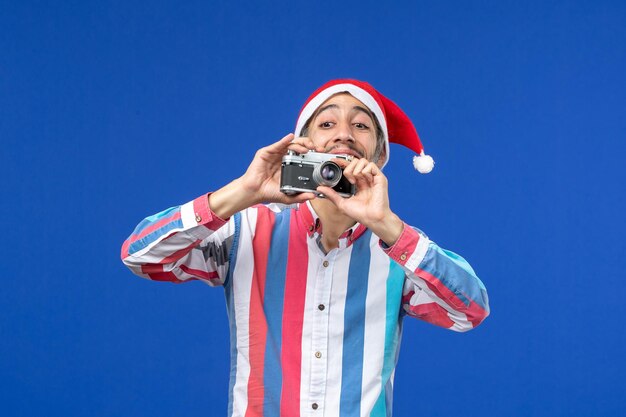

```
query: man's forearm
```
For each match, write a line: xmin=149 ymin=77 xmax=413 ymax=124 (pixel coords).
xmin=208 ymin=177 xmax=259 ymax=220
xmin=367 ymin=211 xmax=404 ymax=247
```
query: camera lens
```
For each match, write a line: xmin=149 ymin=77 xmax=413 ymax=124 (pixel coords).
xmin=313 ymin=161 xmax=342 ymax=187
xmin=321 ymin=165 xmax=337 ymax=181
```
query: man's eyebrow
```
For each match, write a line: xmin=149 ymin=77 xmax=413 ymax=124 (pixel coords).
xmin=352 ymin=105 xmax=374 ymax=118
xmin=315 ymin=104 xmax=339 ymax=115
xmin=315 ymin=104 xmax=373 ymax=118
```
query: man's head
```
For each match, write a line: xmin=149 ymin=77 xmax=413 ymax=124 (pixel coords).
xmin=299 ymin=93 xmax=387 ymax=167
xmin=295 ymin=79 xmax=435 ymax=173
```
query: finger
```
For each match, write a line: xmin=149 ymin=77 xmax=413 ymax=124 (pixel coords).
xmin=280 ymin=192 xmax=317 ymax=205
xmin=293 ymin=136 xmax=322 ymax=152
xmin=316 ymin=186 xmax=344 ymax=208
xmin=351 ymin=158 xmax=370 ymax=177
xmin=347 ymin=159 xmax=370 ymax=186
xmin=341 ymin=158 xmax=361 ymax=183
xmin=360 ymin=162 xmax=377 ymax=182
xmin=266 ymin=133 xmax=295 ymax=153
xmin=359 ymin=169 xmax=374 ymax=185
xmin=291 ymin=192 xmax=317 ymax=203
xmin=287 ymin=143 xmax=312 ymax=154
xmin=330 ymin=157 xmax=351 ymax=168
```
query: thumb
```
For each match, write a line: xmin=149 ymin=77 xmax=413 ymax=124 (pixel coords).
xmin=316 ymin=186 xmax=344 ymax=208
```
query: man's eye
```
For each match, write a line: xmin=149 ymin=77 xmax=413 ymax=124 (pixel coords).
xmin=320 ymin=121 xmax=334 ymax=128
xmin=354 ymin=123 xmax=369 ymax=129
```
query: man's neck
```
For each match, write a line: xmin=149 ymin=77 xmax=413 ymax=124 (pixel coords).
xmin=310 ymin=198 xmax=357 ymax=252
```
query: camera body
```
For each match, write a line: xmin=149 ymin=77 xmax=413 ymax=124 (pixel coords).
xmin=280 ymin=151 xmax=356 ymax=198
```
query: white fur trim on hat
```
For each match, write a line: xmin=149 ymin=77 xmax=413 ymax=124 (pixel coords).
xmin=295 ymin=84 xmax=391 ymax=168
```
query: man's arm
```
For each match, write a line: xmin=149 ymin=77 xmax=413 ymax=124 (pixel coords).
xmin=384 ymin=225 xmax=489 ymax=331
xmin=209 ymin=133 xmax=317 ymax=219
xmin=120 ymin=193 xmax=234 ymax=285
xmin=121 ymin=133 xmax=316 ymax=284
xmin=318 ymin=158 xmax=489 ymax=331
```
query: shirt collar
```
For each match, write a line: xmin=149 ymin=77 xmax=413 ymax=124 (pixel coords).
xmin=296 ymin=201 xmax=368 ymax=247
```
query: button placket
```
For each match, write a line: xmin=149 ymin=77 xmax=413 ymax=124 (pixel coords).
xmin=307 ymin=253 xmax=335 ymax=414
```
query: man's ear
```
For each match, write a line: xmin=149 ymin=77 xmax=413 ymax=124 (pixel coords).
xmin=375 ymin=148 xmax=387 ymax=168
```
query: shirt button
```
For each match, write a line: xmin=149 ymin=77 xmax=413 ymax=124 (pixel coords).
xmin=195 ymin=213 xmax=202 ymax=223
xmin=323 ymin=261 xmax=329 ymax=267
xmin=312 ymin=403 xmax=318 ymax=410
xmin=318 ymin=304 xmax=325 ymax=311
xmin=308 ymin=225 xmax=314 ymax=232
xmin=400 ymin=253 xmax=407 ymax=261
xmin=315 ymin=351 xmax=322 ymax=358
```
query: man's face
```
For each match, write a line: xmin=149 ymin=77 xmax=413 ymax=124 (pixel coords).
xmin=307 ymin=93 xmax=381 ymax=165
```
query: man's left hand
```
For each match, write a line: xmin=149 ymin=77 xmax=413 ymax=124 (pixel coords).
xmin=316 ymin=158 xmax=404 ymax=246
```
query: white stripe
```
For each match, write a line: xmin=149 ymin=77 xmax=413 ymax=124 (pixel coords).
xmin=230 ymin=208 xmax=257 ymax=416
xmin=405 ymin=273 xmax=472 ymax=331
xmin=126 ymin=231 xmax=192 ymax=265
xmin=405 ymin=234 xmax=431 ymax=272
xmin=322 ymin=245 xmax=352 ymax=416
xmin=180 ymin=200 xmax=197 ymax=229
xmin=360 ymin=238 xmax=389 ymax=416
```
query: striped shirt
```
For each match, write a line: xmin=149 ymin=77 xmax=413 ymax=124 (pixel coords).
xmin=121 ymin=194 xmax=489 ymax=417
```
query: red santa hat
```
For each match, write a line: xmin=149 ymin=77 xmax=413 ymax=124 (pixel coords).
xmin=295 ymin=79 xmax=434 ymax=173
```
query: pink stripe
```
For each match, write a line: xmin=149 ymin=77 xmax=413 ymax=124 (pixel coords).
xmin=179 ymin=264 xmax=220 ymax=281
xmin=279 ymin=213 xmax=308 ymax=417
xmin=192 ymin=194 xmax=209 ymax=220
xmin=245 ymin=207 xmax=273 ymax=417
xmin=401 ymin=289 xmax=415 ymax=306
xmin=416 ymin=268 xmax=489 ymax=327
xmin=136 ymin=240 xmax=202 ymax=284
xmin=130 ymin=211 xmax=182 ymax=243
xmin=141 ymin=264 xmax=187 ymax=283
xmin=407 ymin=302 xmax=455 ymax=328
xmin=160 ymin=239 xmax=201 ymax=264
xmin=120 ymin=238 xmax=131 ymax=259
xmin=397 ymin=225 xmax=419 ymax=266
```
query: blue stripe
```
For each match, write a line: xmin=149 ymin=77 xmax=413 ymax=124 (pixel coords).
xmin=128 ymin=217 xmax=184 ymax=255
xmin=133 ymin=206 xmax=180 ymax=235
xmin=371 ymin=261 xmax=405 ymax=417
xmin=225 ymin=213 xmax=241 ymax=417
xmin=133 ymin=206 xmax=180 ymax=231
xmin=262 ymin=210 xmax=291 ymax=417
xmin=339 ymin=230 xmax=372 ymax=417
xmin=419 ymin=243 xmax=489 ymax=310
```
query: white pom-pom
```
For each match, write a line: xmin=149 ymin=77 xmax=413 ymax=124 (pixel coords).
xmin=413 ymin=154 xmax=435 ymax=173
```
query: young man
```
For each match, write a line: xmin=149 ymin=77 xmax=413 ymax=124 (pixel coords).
xmin=121 ymin=79 xmax=489 ymax=417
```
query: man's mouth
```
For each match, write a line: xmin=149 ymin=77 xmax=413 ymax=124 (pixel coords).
xmin=325 ymin=146 xmax=364 ymax=159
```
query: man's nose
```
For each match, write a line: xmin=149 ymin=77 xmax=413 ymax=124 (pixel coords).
xmin=332 ymin=122 xmax=355 ymax=143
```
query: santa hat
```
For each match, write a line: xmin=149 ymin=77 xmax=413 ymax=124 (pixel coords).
xmin=295 ymin=79 xmax=434 ymax=173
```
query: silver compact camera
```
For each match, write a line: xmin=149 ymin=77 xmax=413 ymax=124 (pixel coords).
xmin=280 ymin=150 xmax=356 ymax=198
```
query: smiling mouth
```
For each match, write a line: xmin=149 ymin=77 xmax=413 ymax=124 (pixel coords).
xmin=326 ymin=146 xmax=365 ymax=159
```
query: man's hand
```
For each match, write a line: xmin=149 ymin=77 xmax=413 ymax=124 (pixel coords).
xmin=209 ymin=134 xmax=317 ymax=219
xmin=317 ymin=158 xmax=404 ymax=246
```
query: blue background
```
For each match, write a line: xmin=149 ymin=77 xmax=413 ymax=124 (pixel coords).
xmin=1 ymin=1 xmax=625 ymax=416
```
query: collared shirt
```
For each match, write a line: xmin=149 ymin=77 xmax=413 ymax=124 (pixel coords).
xmin=122 ymin=194 xmax=489 ymax=417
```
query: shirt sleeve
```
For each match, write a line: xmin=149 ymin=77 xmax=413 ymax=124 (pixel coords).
xmin=381 ymin=223 xmax=490 ymax=332
xmin=120 ymin=193 xmax=236 ymax=286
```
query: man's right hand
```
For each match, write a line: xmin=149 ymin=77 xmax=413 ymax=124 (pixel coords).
xmin=208 ymin=134 xmax=318 ymax=220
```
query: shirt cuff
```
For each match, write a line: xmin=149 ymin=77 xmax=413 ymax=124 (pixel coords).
xmin=180 ymin=193 xmax=229 ymax=239
xmin=380 ymin=223 xmax=431 ymax=271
